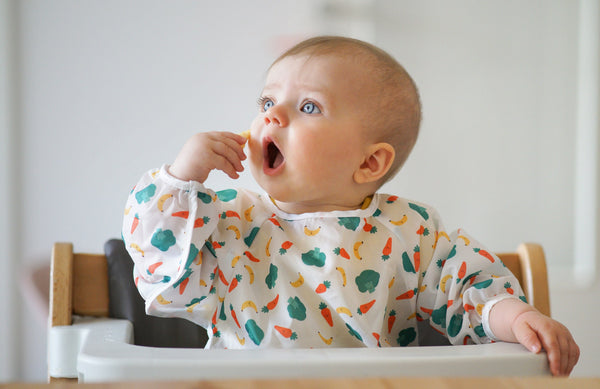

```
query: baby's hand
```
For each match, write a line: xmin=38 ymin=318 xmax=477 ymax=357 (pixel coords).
xmin=169 ymin=131 xmax=247 ymax=182
xmin=511 ymin=310 xmax=580 ymax=376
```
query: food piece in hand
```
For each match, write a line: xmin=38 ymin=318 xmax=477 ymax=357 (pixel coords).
xmin=240 ymin=130 xmax=251 ymax=140
xmin=240 ymin=130 xmax=251 ymax=149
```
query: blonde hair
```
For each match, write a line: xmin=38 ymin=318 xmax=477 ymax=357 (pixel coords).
xmin=272 ymin=36 xmax=422 ymax=183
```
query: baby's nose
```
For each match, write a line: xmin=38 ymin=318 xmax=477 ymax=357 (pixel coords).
xmin=264 ymin=116 xmax=280 ymax=126
xmin=264 ymin=106 xmax=287 ymax=127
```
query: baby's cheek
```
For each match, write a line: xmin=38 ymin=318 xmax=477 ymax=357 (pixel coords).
xmin=247 ymin=144 xmax=260 ymax=170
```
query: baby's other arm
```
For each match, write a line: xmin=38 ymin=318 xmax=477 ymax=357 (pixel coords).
xmin=170 ymin=131 xmax=248 ymax=183
xmin=488 ymin=298 xmax=579 ymax=376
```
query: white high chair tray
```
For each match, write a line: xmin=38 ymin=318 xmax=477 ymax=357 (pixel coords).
xmin=48 ymin=316 xmax=550 ymax=382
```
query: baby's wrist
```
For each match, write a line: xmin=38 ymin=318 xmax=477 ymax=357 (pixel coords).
xmin=488 ymin=298 xmax=536 ymax=342
xmin=511 ymin=307 xmax=540 ymax=329
xmin=167 ymin=163 xmax=208 ymax=183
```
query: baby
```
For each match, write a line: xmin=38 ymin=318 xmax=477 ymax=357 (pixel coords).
xmin=122 ymin=36 xmax=578 ymax=375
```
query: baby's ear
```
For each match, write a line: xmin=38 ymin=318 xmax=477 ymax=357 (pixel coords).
xmin=353 ymin=143 xmax=395 ymax=185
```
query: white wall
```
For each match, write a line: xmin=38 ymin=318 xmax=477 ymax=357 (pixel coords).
xmin=0 ymin=0 xmax=19 ymax=382
xmin=1 ymin=0 xmax=598 ymax=381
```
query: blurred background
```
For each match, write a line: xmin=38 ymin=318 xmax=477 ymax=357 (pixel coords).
xmin=1 ymin=0 xmax=598 ymax=381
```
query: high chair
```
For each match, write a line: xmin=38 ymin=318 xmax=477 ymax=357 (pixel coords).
xmin=47 ymin=240 xmax=551 ymax=382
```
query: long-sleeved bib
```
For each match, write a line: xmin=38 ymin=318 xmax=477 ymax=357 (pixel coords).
xmin=122 ymin=166 xmax=526 ymax=349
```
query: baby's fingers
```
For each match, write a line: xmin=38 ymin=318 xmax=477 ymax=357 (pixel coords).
xmin=512 ymin=319 xmax=542 ymax=354
xmin=208 ymin=145 xmax=245 ymax=179
xmin=517 ymin=317 xmax=579 ymax=376
xmin=546 ymin=330 xmax=579 ymax=375
xmin=211 ymin=139 xmax=245 ymax=171
xmin=211 ymin=153 xmax=242 ymax=179
xmin=567 ymin=337 xmax=581 ymax=375
xmin=219 ymin=132 xmax=248 ymax=161
xmin=542 ymin=333 xmax=564 ymax=376
xmin=513 ymin=319 xmax=565 ymax=375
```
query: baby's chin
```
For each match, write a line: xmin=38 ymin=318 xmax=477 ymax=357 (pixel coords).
xmin=252 ymin=178 xmax=291 ymax=203
xmin=247 ymin=164 xmax=281 ymax=195
xmin=247 ymin=175 xmax=301 ymax=210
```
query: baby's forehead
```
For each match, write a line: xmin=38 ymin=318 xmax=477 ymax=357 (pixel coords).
xmin=265 ymin=53 xmax=379 ymax=95
xmin=268 ymin=50 xmax=382 ymax=86
xmin=276 ymin=45 xmax=377 ymax=70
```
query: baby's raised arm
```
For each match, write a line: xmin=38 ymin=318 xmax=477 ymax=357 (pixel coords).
xmin=488 ymin=298 xmax=579 ymax=376
xmin=170 ymin=131 xmax=248 ymax=183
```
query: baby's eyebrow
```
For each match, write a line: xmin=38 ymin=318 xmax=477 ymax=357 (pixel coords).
xmin=261 ymin=82 xmax=281 ymax=93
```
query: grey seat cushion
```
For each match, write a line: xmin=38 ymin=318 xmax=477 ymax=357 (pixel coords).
xmin=104 ymin=239 xmax=208 ymax=348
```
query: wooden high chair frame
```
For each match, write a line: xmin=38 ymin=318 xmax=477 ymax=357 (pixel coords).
xmin=48 ymin=241 xmax=551 ymax=382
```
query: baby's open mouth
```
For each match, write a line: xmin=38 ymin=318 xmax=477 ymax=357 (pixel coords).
xmin=263 ymin=138 xmax=285 ymax=171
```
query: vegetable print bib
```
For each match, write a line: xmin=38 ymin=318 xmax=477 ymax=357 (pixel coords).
xmin=123 ymin=166 xmax=525 ymax=349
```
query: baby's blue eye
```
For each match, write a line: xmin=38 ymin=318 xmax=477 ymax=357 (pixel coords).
xmin=262 ymin=99 xmax=274 ymax=111
xmin=301 ymin=102 xmax=321 ymax=114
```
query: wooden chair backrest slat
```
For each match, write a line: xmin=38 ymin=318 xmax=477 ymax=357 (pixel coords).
xmin=497 ymin=253 xmax=522 ymax=281
xmin=72 ymin=253 xmax=109 ymax=317
xmin=50 ymin=242 xmax=109 ymax=327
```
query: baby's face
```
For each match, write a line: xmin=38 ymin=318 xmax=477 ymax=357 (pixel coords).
xmin=247 ymin=53 xmax=377 ymax=213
